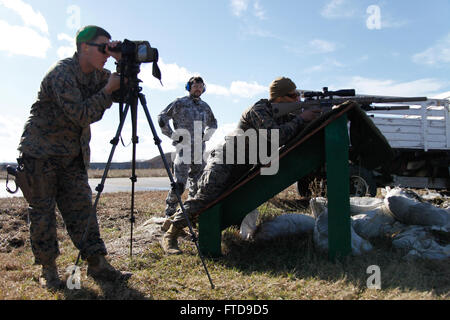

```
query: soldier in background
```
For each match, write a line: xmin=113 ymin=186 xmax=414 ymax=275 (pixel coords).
xmin=17 ymin=25 xmax=127 ymax=289
xmin=161 ymin=77 xmax=321 ymax=254
xmin=158 ymin=76 xmax=217 ymax=217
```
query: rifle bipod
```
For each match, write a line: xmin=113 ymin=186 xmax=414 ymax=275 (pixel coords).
xmin=73 ymin=91 xmax=215 ymax=290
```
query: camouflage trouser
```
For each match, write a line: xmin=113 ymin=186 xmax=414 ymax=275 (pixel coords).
xmin=164 ymin=161 xmax=204 ymax=216
xmin=171 ymin=161 xmax=250 ymax=229
xmin=22 ymin=154 xmax=107 ymax=265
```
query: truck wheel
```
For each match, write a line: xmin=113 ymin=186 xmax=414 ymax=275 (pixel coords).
xmin=349 ymin=165 xmax=377 ymax=197
xmin=296 ymin=166 xmax=377 ymax=198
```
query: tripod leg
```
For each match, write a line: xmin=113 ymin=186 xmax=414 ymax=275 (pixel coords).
xmin=138 ymin=93 xmax=215 ymax=289
xmin=129 ymin=97 xmax=139 ymax=258
xmin=74 ymin=104 xmax=131 ymax=267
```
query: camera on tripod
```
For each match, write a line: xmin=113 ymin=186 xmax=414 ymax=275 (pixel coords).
xmin=109 ymin=39 xmax=159 ymax=64
xmin=110 ymin=39 xmax=162 ymax=104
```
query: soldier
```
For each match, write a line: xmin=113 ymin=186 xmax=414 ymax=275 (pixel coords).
xmin=161 ymin=77 xmax=321 ymax=254
xmin=17 ymin=25 xmax=127 ymax=289
xmin=158 ymin=76 xmax=217 ymax=217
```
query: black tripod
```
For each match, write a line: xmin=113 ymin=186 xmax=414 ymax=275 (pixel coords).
xmin=74 ymin=63 xmax=215 ymax=289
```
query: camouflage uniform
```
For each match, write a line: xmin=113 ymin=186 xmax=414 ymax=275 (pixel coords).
xmin=158 ymin=96 xmax=217 ymax=216
xmin=171 ymin=99 xmax=305 ymax=228
xmin=18 ymin=53 xmax=112 ymax=265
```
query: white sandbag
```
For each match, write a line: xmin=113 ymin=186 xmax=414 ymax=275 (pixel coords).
xmin=310 ymin=197 xmax=328 ymax=218
xmin=391 ymin=225 xmax=450 ymax=260
xmin=254 ymin=213 xmax=315 ymax=241
xmin=351 ymin=208 xmax=396 ymax=239
xmin=239 ymin=209 xmax=260 ymax=240
xmin=349 ymin=197 xmax=384 ymax=215
xmin=313 ymin=210 xmax=373 ymax=255
xmin=384 ymin=187 xmax=450 ymax=228
xmin=310 ymin=197 xmax=385 ymax=218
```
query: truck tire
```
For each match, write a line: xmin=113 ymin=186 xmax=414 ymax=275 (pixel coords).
xmin=296 ymin=165 xmax=377 ymax=198
xmin=349 ymin=165 xmax=377 ymax=197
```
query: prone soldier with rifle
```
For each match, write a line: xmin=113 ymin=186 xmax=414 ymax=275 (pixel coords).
xmin=272 ymin=86 xmax=427 ymax=118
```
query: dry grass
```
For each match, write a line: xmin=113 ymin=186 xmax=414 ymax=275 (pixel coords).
xmin=0 ymin=186 xmax=449 ymax=300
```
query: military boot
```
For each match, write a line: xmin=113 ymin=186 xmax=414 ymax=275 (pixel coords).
xmin=39 ymin=262 xmax=64 ymax=290
xmin=87 ymin=255 xmax=130 ymax=282
xmin=160 ymin=224 xmax=183 ymax=255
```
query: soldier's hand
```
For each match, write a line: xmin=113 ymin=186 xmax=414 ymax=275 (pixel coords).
xmin=299 ymin=109 xmax=322 ymax=122
xmin=106 ymin=41 xmax=122 ymax=61
xmin=104 ymin=72 xmax=121 ymax=95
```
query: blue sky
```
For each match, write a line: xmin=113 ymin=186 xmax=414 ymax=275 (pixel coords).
xmin=1 ymin=0 xmax=450 ymax=163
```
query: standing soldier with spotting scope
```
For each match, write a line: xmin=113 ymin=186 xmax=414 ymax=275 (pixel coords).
xmin=16 ymin=25 xmax=128 ymax=290
xmin=158 ymin=76 xmax=217 ymax=217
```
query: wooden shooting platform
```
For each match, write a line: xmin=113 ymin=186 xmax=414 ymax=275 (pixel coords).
xmin=197 ymin=101 xmax=392 ymax=260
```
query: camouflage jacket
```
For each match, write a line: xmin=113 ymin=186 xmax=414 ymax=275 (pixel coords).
xmin=211 ymin=99 xmax=305 ymax=164
xmin=18 ymin=53 xmax=113 ymax=169
xmin=158 ymin=96 xmax=217 ymax=146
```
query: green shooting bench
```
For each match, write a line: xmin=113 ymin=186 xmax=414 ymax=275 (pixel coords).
xmin=197 ymin=101 xmax=393 ymax=260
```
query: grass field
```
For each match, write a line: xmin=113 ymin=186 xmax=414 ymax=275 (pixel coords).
xmin=0 ymin=184 xmax=448 ymax=300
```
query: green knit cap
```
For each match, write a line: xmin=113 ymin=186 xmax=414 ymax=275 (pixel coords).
xmin=76 ymin=25 xmax=111 ymax=45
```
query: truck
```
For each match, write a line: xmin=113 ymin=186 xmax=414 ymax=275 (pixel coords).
xmin=294 ymin=93 xmax=450 ymax=197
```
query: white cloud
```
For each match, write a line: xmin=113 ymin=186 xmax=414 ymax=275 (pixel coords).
xmin=0 ymin=20 xmax=51 ymax=58
xmin=56 ymin=33 xmax=76 ymax=59
xmin=412 ymin=33 xmax=450 ymax=66
xmin=0 ymin=0 xmax=51 ymax=58
xmin=207 ymin=84 xmax=231 ymax=96
xmin=206 ymin=81 xmax=267 ymax=99
xmin=321 ymin=0 xmax=356 ymax=19
xmin=231 ymin=0 xmax=265 ymax=20
xmin=304 ymin=58 xmax=344 ymax=73
xmin=231 ymin=0 xmax=249 ymax=17
xmin=139 ymin=58 xmax=267 ymax=99
xmin=140 ymin=58 xmax=196 ymax=91
xmin=431 ymin=91 xmax=450 ymax=100
xmin=344 ymin=76 xmax=446 ymax=97
xmin=0 ymin=115 xmax=25 ymax=162
xmin=253 ymin=0 xmax=266 ymax=20
xmin=90 ymin=120 xmax=175 ymax=162
xmin=230 ymin=80 xmax=267 ymax=98
xmin=0 ymin=0 xmax=49 ymax=34
xmin=309 ymin=39 xmax=336 ymax=54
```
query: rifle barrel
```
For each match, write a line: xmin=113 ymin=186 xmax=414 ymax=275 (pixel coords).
xmin=272 ymin=96 xmax=427 ymax=118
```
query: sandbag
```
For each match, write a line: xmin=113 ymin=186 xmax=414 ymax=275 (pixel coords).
xmin=310 ymin=197 xmax=385 ymax=218
xmin=239 ymin=209 xmax=260 ymax=240
xmin=384 ymin=187 xmax=450 ymax=228
xmin=351 ymin=208 xmax=396 ymax=239
xmin=391 ymin=225 xmax=450 ymax=260
xmin=313 ymin=209 xmax=373 ymax=255
xmin=254 ymin=213 xmax=315 ymax=241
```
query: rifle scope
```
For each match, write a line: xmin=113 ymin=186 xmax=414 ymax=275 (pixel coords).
xmin=303 ymin=87 xmax=356 ymax=99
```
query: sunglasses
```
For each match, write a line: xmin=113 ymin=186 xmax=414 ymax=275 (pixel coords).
xmin=285 ymin=91 xmax=300 ymax=99
xmin=86 ymin=42 xmax=108 ymax=54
